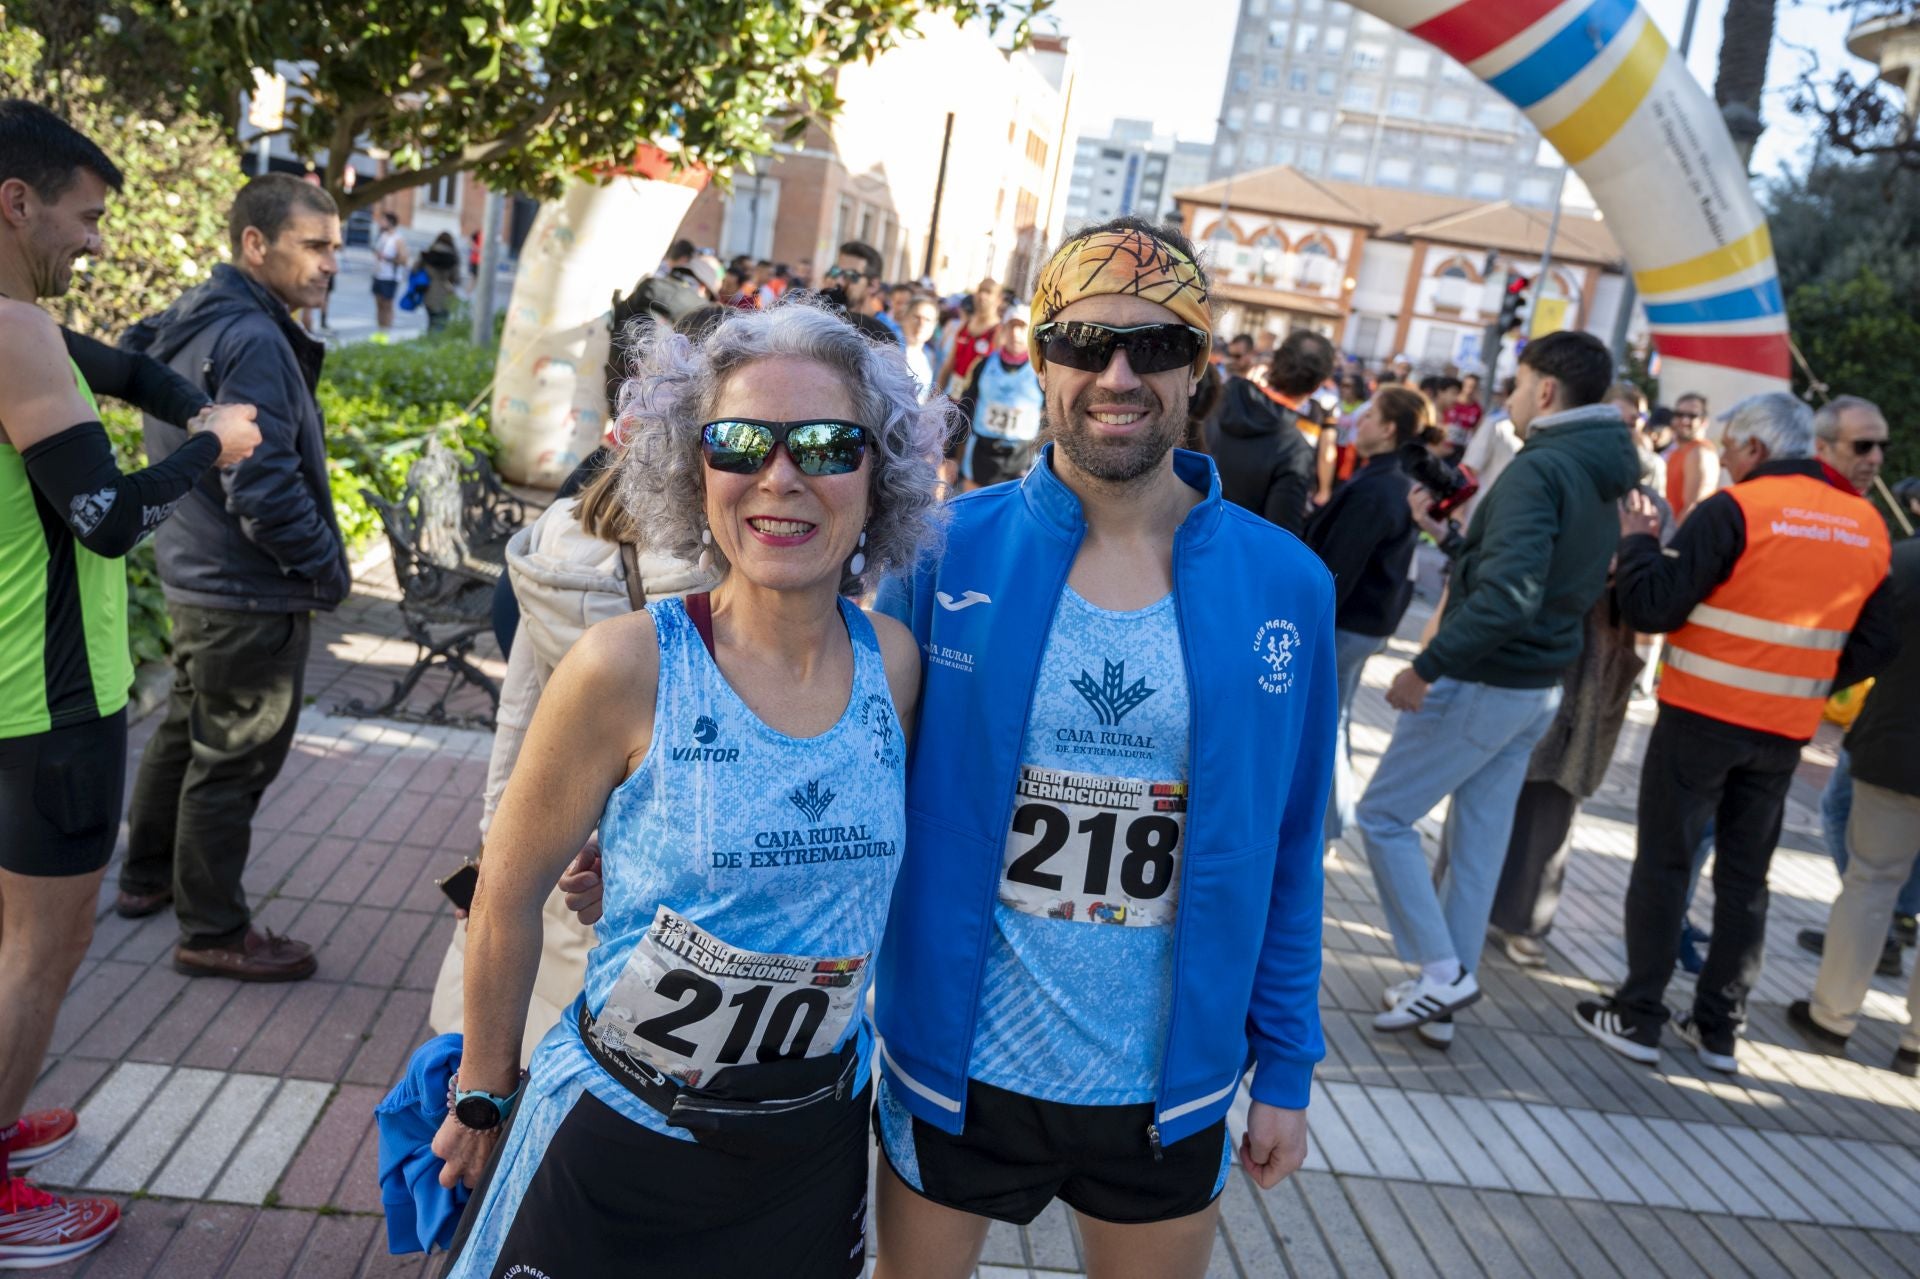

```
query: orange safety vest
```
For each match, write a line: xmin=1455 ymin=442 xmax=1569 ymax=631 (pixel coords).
xmin=1659 ymin=473 xmax=1891 ymax=740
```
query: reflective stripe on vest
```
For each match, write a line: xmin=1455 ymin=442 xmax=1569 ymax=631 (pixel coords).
xmin=1658 ymin=472 xmax=1890 ymax=739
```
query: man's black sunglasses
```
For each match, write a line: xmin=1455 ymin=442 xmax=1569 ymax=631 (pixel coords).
xmin=1033 ymin=321 xmax=1208 ymax=375
xmin=700 ymin=419 xmax=869 ymax=477
xmin=826 ymin=265 xmax=868 ymax=284
xmin=1847 ymin=438 xmax=1886 ymax=457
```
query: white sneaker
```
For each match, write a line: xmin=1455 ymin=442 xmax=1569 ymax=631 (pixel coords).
xmin=1374 ymin=970 xmax=1481 ymax=1031
xmin=1380 ymin=981 xmax=1455 ymax=1048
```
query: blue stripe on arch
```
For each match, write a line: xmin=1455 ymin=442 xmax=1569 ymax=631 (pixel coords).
xmin=1487 ymin=0 xmax=1639 ymax=109
xmin=1642 ymin=277 xmax=1786 ymax=326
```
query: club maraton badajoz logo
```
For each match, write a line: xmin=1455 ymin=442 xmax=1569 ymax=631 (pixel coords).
xmin=1253 ymin=618 xmax=1301 ymax=694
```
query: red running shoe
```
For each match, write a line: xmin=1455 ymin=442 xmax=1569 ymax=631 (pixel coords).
xmin=0 ymin=1177 xmax=119 ymax=1269
xmin=0 ymin=1111 xmax=77 ymax=1172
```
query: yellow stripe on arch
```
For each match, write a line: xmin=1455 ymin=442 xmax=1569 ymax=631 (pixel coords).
xmin=1542 ymin=18 xmax=1669 ymax=165
xmin=1633 ymin=225 xmax=1775 ymax=295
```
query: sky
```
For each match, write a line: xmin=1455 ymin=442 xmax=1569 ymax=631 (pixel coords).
xmin=1035 ymin=0 xmax=1882 ymax=182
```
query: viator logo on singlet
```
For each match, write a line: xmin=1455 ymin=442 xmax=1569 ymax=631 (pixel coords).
xmin=671 ymin=715 xmax=739 ymax=762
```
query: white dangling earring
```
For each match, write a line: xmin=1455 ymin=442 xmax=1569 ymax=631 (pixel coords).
xmin=697 ymin=525 xmax=714 ymax=576
xmin=848 ymin=529 xmax=868 ymax=577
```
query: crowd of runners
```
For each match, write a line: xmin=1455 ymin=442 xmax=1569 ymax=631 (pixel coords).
xmin=1 ymin=96 xmax=1916 ymax=1278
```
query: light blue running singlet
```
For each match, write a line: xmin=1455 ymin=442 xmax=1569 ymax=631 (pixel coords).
xmin=968 ymin=586 xmax=1190 ymax=1105
xmin=446 ymin=596 xmax=906 ymax=1274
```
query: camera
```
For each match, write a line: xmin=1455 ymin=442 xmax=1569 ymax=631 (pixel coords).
xmin=1400 ymin=443 xmax=1479 ymax=519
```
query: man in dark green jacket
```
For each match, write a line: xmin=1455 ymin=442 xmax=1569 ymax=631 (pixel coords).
xmin=1355 ymin=331 xmax=1641 ymax=1044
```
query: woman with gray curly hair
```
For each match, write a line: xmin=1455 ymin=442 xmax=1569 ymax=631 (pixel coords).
xmin=431 ymin=302 xmax=946 ymax=1277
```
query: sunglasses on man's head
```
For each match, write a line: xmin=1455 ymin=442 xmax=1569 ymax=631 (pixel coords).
xmin=1033 ymin=321 xmax=1208 ymax=376
xmin=700 ymin=419 xmax=869 ymax=477
xmin=1846 ymin=438 xmax=1887 ymax=457
xmin=826 ymin=265 xmax=868 ymax=284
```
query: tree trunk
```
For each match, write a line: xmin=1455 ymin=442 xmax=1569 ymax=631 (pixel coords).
xmin=1713 ymin=0 xmax=1778 ymax=172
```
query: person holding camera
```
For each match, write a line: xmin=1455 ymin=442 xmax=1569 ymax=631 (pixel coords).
xmin=1206 ymin=327 xmax=1333 ymax=535
xmin=1303 ymin=386 xmax=1437 ymax=847
xmin=1355 ymin=332 xmax=1640 ymax=1041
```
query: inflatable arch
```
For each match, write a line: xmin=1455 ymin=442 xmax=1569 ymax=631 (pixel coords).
xmin=1353 ymin=0 xmax=1792 ymax=412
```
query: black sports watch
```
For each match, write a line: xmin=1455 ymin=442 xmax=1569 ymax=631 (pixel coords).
xmin=448 ymin=1068 xmax=528 ymax=1132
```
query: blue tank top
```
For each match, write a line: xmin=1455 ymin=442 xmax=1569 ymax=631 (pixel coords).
xmin=568 ymin=595 xmax=907 ymax=1140
xmin=968 ymin=586 xmax=1190 ymax=1104
xmin=971 ymin=354 xmax=1044 ymax=442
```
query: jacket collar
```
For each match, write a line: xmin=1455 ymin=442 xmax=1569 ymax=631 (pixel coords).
xmin=1522 ymin=403 xmax=1625 ymax=438
xmin=1019 ymin=442 xmax=1225 ymax=545
xmin=211 ymin=264 xmax=327 ymax=389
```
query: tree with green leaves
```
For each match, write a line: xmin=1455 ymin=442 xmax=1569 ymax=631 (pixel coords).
xmin=74 ymin=0 xmax=1047 ymax=215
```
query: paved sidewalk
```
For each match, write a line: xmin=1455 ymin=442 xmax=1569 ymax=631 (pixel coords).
xmin=24 ymin=574 xmax=1920 ymax=1277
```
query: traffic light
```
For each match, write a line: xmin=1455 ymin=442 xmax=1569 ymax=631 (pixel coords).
xmin=1497 ymin=273 xmax=1532 ymax=334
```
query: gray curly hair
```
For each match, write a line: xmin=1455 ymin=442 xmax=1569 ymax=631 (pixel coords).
xmin=613 ymin=300 xmax=950 ymax=594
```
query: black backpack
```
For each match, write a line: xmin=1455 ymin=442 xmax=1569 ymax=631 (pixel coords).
xmin=604 ymin=273 xmax=707 ymax=409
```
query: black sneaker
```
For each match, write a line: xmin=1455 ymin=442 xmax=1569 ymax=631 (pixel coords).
xmin=1786 ymin=999 xmax=1849 ymax=1056
xmin=1896 ymin=1047 xmax=1919 ymax=1078
xmin=1671 ymin=1010 xmax=1737 ymax=1074
xmin=1877 ymin=939 xmax=1905 ymax=978
xmin=1896 ymin=914 xmax=1917 ymax=948
xmin=1574 ymin=1000 xmax=1660 ymax=1064
xmin=1796 ymin=928 xmax=1826 ymax=957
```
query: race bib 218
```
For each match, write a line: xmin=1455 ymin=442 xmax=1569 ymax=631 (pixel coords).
xmin=998 ymin=764 xmax=1185 ymax=927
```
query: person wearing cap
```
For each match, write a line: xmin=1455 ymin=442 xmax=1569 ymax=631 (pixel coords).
xmin=870 ymin=214 xmax=1333 ymax=1277
xmin=951 ymin=304 xmax=1042 ymax=490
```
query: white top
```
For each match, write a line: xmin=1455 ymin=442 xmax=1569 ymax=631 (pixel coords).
xmin=373 ymin=230 xmax=408 ymax=283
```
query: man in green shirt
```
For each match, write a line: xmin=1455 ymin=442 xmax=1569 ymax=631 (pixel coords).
xmin=0 ymin=99 xmax=257 ymax=1268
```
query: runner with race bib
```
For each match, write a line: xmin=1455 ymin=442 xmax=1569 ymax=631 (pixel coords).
xmin=873 ymin=217 xmax=1335 ymax=1279
xmin=430 ymin=305 xmax=939 ymax=1279
xmin=956 ymin=306 xmax=1043 ymax=491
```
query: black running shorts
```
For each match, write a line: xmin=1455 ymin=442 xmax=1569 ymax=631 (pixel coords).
xmin=964 ymin=436 xmax=1035 ymax=489
xmin=443 ymin=1084 xmax=872 ymax=1279
xmin=0 ymin=709 xmax=126 ymax=877
xmin=878 ymin=1078 xmax=1231 ymax=1226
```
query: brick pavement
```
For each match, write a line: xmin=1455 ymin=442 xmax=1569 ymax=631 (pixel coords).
xmin=23 ymin=569 xmax=1920 ymax=1277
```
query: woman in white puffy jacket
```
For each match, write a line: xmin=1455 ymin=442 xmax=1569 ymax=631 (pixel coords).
xmin=428 ymin=459 xmax=713 ymax=1062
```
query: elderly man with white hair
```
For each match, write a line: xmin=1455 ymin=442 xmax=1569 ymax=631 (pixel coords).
xmin=1575 ymin=391 xmax=1899 ymax=1076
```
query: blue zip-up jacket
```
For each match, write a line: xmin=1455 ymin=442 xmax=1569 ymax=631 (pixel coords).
xmin=874 ymin=445 xmax=1335 ymax=1146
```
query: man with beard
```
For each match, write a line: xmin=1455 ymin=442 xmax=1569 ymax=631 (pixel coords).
xmin=115 ymin=173 xmax=349 ymax=980
xmin=871 ymin=216 xmax=1334 ymax=1277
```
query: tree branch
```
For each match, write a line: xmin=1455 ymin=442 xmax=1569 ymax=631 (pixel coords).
xmin=334 ymin=87 xmax=585 ymax=214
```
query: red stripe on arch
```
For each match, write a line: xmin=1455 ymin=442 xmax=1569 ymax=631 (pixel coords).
xmin=1651 ymin=331 xmax=1792 ymax=378
xmin=1412 ymin=0 xmax=1569 ymax=65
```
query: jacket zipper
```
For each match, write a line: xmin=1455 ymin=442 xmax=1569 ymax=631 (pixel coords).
xmin=957 ymin=527 xmax=1085 ymax=1105
xmin=1151 ymin=522 xmax=1201 ymax=1154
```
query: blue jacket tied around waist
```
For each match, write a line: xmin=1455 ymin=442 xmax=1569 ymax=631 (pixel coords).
xmin=376 ymin=1033 xmax=470 ymax=1254
xmin=874 ymin=446 xmax=1334 ymax=1146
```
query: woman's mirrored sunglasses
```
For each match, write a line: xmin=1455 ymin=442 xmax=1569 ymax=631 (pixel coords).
xmin=700 ymin=419 xmax=869 ymax=477
xmin=1032 ymin=321 xmax=1208 ymax=376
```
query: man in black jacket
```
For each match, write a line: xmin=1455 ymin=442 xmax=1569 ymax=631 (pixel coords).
xmin=1205 ymin=327 xmax=1330 ymax=535
xmin=115 ymin=173 xmax=350 ymax=981
xmin=1789 ymin=535 xmax=1920 ymax=1076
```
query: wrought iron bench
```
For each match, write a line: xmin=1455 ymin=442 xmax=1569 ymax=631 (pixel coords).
xmin=339 ymin=441 xmax=526 ymax=728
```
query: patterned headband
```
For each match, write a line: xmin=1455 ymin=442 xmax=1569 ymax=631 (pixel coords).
xmin=1030 ymin=228 xmax=1213 ymax=374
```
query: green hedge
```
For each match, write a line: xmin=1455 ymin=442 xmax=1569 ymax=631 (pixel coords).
xmin=105 ymin=328 xmax=502 ymax=666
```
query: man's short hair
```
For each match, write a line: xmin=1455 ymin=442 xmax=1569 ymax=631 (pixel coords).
xmin=1723 ymin=392 xmax=1814 ymax=460
xmin=0 ymin=99 xmax=122 ymax=199
xmin=667 ymin=238 xmax=695 ymax=262
xmin=1603 ymin=381 xmax=1646 ymax=410
xmin=1516 ymin=330 xmax=1612 ymax=407
xmin=1228 ymin=333 xmax=1255 ymax=351
xmin=1812 ymin=394 xmax=1885 ymax=441
xmin=1674 ymin=390 xmax=1708 ymax=412
xmin=838 ymin=240 xmax=884 ymax=277
xmin=1270 ymin=329 xmax=1335 ymax=398
xmin=229 ymin=173 xmax=338 ymax=255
